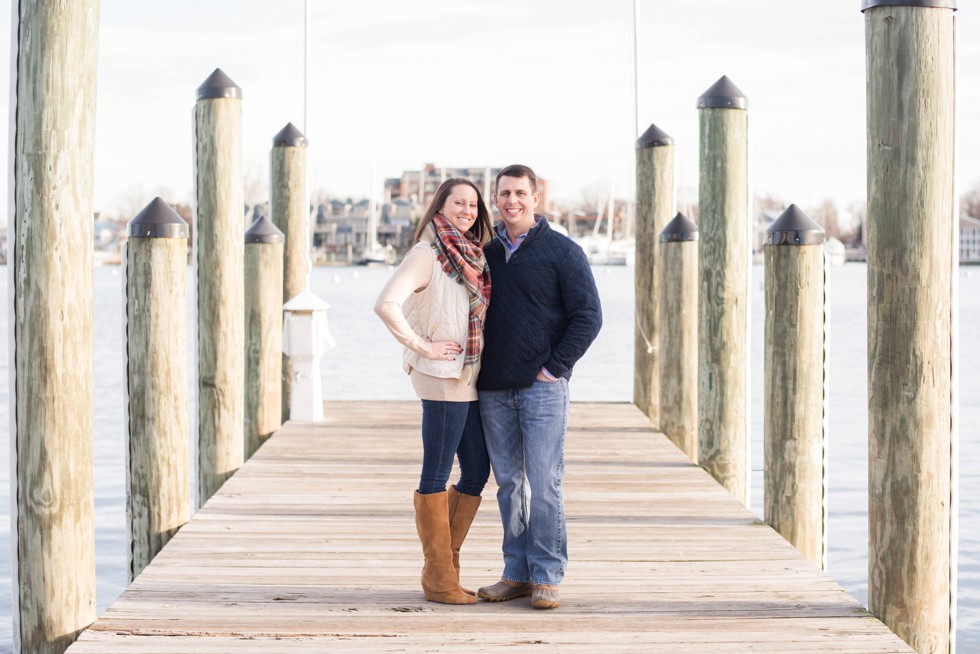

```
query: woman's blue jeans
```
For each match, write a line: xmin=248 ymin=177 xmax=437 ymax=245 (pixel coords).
xmin=419 ymin=399 xmax=490 ymax=497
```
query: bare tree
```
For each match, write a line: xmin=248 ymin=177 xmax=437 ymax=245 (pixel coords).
xmin=961 ymin=179 xmax=980 ymax=218
xmin=842 ymin=201 xmax=866 ymax=246
xmin=243 ymin=162 xmax=267 ymax=209
xmin=754 ymin=192 xmax=786 ymax=215
xmin=106 ymin=183 xmax=182 ymax=222
xmin=810 ymin=198 xmax=841 ymax=239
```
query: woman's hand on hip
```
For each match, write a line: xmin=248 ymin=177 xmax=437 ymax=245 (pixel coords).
xmin=425 ymin=340 xmax=463 ymax=361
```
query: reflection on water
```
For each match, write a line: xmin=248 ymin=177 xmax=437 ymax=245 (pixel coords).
xmin=0 ymin=263 xmax=976 ymax=650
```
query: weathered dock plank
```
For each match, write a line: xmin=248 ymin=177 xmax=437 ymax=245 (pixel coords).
xmin=67 ymin=401 xmax=912 ymax=653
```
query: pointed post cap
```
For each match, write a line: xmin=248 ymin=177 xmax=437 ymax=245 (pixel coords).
xmin=197 ymin=68 xmax=242 ymax=100
xmin=245 ymin=213 xmax=285 ymax=244
xmin=636 ymin=124 xmax=674 ymax=149
xmin=861 ymin=0 xmax=955 ymax=11
xmin=659 ymin=213 xmax=699 ymax=243
xmin=766 ymin=204 xmax=825 ymax=246
xmin=128 ymin=197 xmax=189 ymax=238
xmin=273 ymin=123 xmax=309 ymax=147
xmin=284 ymin=289 xmax=331 ymax=313
xmin=697 ymin=75 xmax=748 ymax=110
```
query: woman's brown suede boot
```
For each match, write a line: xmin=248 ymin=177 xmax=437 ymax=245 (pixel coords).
xmin=414 ymin=491 xmax=477 ymax=604
xmin=447 ymin=485 xmax=482 ymax=596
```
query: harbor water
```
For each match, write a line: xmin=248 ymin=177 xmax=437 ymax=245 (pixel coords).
xmin=0 ymin=262 xmax=976 ymax=650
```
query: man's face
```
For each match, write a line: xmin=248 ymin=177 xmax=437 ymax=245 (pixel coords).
xmin=494 ymin=175 xmax=539 ymax=230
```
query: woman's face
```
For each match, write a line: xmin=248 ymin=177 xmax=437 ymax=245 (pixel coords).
xmin=440 ymin=184 xmax=479 ymax=234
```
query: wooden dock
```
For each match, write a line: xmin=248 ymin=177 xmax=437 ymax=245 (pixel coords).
xmin=67 ymin=401 xmax=913 ymax=653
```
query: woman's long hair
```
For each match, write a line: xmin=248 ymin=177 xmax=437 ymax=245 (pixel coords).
xmin=412 ymin=177 xmax=493 ymax=246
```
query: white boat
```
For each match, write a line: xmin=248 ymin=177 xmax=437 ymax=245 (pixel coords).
xmin=358 ymin=170 xmax=392 ymax=266
xmin=581 ymin=187 xmax=631 ymax=266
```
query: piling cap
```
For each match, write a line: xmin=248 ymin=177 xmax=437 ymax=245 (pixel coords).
xmin=697 ymin=75 xmax=748 ymax=110
xmin=659 ymin=213 xmax=699 ymax=243
xmin=197 ymin=68 xmax=242 ymax=100
xmin=128 ymin=197 xmax=189 ymax=239
xmin=245 ymin=213 xmax=285 ymax=244
xmin=273 ymin=123 xmax=309 ymax=147
xmin=284 ymin=289 xmax=331 ymax=313
xmin=636 ymin=124 xmax=674 ymax=149
xmin=861 ymin=0 xmax=956 ymax=11
xmin=766 ymin=204 xmax=825 ymax=246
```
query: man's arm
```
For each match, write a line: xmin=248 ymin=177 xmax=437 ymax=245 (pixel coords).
xmin=543 ymin=243 xmax=602 ymax=378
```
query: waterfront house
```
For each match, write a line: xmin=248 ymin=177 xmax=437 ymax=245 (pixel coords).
xmin=962 ymin=214 xmax=980 ymax=264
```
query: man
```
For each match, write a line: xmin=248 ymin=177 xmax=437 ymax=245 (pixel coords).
xmin=476 ymin=164 xmax=602 ymax=609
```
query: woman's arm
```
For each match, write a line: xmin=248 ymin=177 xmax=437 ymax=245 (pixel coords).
xmin=373 ymin=246 xmax=435 ymax=357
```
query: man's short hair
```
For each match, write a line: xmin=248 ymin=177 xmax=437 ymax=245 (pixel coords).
xmin=495 ymin=164 xmax=537 ymax=193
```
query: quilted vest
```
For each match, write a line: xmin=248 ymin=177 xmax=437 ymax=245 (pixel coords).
xmin=400 ymin=240 xmax=477 ymax=382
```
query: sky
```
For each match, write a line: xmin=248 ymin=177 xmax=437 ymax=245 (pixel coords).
xmin=2 ymin=0 xmax=979 ymax=220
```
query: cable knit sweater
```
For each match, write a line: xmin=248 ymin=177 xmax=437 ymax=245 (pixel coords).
xmin=477 ymin=219 xmax=602 ymax=391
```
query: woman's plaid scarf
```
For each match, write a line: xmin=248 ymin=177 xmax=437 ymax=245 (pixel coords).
xmin=430 ymin=214 xmax=491 ymax=366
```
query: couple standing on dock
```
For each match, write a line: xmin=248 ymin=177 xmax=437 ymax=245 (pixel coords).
xmin=375 ymin=164 xmax=602 ymax=610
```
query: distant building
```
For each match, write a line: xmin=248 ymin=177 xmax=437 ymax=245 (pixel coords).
xmin=962 ymin=214 xmax=980 ymax=264
xmin=384 ymin=163 xmax=549 ymax=216
xmin=754 ymin=209 xmax=782 ymax=254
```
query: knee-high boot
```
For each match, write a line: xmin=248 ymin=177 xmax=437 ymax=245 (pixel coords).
xmin=414 ymin=491 xmax=477 ymax=604
xmin=448 ymin=485 xmax=482 ymax=596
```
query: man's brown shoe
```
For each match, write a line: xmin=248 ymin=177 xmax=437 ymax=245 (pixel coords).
xmin=531 ymin=585 xmax=560 ymax=609
xmin=477 ymin=580 xmax=533 ymax=602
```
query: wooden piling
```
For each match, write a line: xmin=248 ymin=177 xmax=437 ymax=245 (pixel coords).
xmin=8 ymin=2 xmax=100 ymax=652
xmin=125 ymin=199 xmax=191 ymax=581
xmin=194 ymin=69 xmax=245 ymax=505
xmin=270 ymin=123 xmax=309 ymax=423
xmin=245 ymin=214 xmax=285 ymax=459
xmin=634 ymin=124 xmax=675 ymax=423
xmin=763 ymin=205 xmax=825 ymax=569
xmin=696 ymin=76 xmax=750 ymax=505
xmin=864 ymin=1 xmax=956 ymax=650
xmin=658 ymin=213 xmax=699 ymax=462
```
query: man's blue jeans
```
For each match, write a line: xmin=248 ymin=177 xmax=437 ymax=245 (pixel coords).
xmin=419 ymin=399 xmax=490 ymax=497
xmin=479 ymin=378 xmax=570 ymax=586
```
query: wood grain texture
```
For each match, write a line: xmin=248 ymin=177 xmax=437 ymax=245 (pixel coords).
xmin=245 ymin=242 xmax=284 ymax=459
xmin=697 ymin=107 xmax=749 ymax=504
xmin=763 ymin=245 xmax=824 ymax=568
xmin=11 ymin=2 xmax=100 ymax=652
xmin=865 ymin=6 xmax=954 ymax=653
xmin=194 ymin=97 xmax=245 ymax=505
xmin=270 ymin=144 xmax=307 ymax=423
xmin=126 ymin=238 xmax=191 ymax=581
xmin=66 ymin=402 xmax=912 ymax=653
xmin=659 ymin=240 xmax=698 ymax=461
xmin=634 ymin=144 xmax=674 ymax=422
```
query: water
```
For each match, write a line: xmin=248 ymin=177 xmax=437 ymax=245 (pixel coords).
xmin=0 ymin=263 xmax=976 ymax=650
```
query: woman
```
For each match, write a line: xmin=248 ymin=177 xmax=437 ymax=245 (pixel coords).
xmin=374 ymin=178 xmax=493 ymax=605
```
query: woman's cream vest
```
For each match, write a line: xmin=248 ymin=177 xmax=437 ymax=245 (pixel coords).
xmin=401 ymin=240 xmax=479 ymax=384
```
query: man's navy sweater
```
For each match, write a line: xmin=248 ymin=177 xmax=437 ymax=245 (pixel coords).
xmin=477 ymin=218 xmax=602 ymax=391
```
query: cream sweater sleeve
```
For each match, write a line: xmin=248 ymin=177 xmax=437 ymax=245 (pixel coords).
xmin=373 ymin=245 xmax=435 ymax=357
